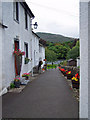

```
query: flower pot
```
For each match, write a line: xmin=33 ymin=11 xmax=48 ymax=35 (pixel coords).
xmin=67 ymin=74 xmax=73 ymax=79
xmin=14 ymin=81 xmax=21 ymax=88
xmin=63 ymin=72 xmax=66 ymax=76
xmin=25 ymin=76 xmax=29 ymax=80
xmin=72 ymin=80 xmax=79 ymax=89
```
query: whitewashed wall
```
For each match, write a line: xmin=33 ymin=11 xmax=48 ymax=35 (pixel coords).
xmin=39 ymin=45 xmax=45 ymax=68
xmin=2 ymin=2 xmax=32 ymax=88
xmin=88 ymin=2 xmax=90 ymax=119
xmin=0 ymin=1 xmax=2 ymax=92
xmin=77 ymin=58 xmax=80 ymax=67
xmin=80 ymin=1 xmax=88 ymax=118
xmin=32 ymin=33 xmax=39 ymax=68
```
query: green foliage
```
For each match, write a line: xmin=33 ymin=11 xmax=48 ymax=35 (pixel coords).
xmin=10 ymin=83 xmax=15 ymax=88
xmin=60 ymin=60 xmax=67 ymax=66
xmin=67 ymin=41 xmax=80 ymax=60
xmin=47 ymin=64 xmax=57 ymax=69
xmin=45 ymin=48 xmax=57 ymax=62
xmin=47 ymin=44 xmax=70 ymax=59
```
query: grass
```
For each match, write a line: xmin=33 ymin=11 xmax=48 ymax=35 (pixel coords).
xmin=47 ymin=64 xmax=57 ymax=69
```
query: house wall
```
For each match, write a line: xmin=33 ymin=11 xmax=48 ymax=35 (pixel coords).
xmin=39 ymin=45 xmax=45 ymax=67
xmin=77 ymin=59 xmax=80 ymax=67
xmin=2 ymin=2 xmax=32 ymax=88
xmin=0 ymin=2 xmax=2 ymax=92
xmin=88 ymin=2 xmax=90 ymax=119
xmin=32 ymin=33 xmax=39 ymax=68
xmin=80 ymin=1 xmax=88 ymax=118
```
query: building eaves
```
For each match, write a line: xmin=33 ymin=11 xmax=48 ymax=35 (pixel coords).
xmin=32 ymin=31 xmax=40 ymax=39
xmin=20 ymin=1 xmax=35 ymax=18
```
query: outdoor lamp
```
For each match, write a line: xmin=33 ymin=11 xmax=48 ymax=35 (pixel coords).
xmin=31 ymin=22 xmax=38 ymax=29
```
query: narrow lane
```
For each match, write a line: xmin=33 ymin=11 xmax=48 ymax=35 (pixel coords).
xmin=2 ymin=69 xmax=79 ymax=118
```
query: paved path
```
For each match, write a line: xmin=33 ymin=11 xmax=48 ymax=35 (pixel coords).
xmin=2 ymin=69 xmax=79 ymax=118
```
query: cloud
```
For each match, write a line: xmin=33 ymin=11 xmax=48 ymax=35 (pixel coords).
xmin=26 ymin=0 xmax=79 ymax=38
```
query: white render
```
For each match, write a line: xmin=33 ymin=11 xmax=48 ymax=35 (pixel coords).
xmin=0 ymin=1 xmax=2 ymax=92
xmin=32 ymin=32 xmax=45 ymax=69
xmin=80 ymin=1 xmax=89 ymax=119
xmin=39 ymin=44 xmax=45 ymax=68
xmin=32 ymin=32 xmax=40 ymax=68
xmin=1 ymin=1 xmax=46 ymax=90
xmin=77 ymin=58 xmax=80 ymax=67
xmin=2 ymin=1 xmax=33 ymax=88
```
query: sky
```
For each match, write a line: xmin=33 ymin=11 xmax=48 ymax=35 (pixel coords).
xmin=25 ymin=0 xmax=79 ymax=38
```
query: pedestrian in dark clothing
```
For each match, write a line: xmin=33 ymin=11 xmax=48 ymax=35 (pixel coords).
xmin=38 ymin=61 xmax=42 ymax=73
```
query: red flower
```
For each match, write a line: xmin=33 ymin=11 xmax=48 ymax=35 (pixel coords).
xmin=75 ymin=73 xmax=80 ymax=79
xmin=60 ymin=68 xmax=65 ymax=72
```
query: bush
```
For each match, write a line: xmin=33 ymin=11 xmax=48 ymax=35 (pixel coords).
xmin=10 ymin=83 xmax=15 ymax=88
xmin=60 ymin=60 xmax=67 ymax=66
xmin=47 ymin=64 xmax=57 ymax=69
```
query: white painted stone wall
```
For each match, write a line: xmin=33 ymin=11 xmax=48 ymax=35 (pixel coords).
xmin=32 ymin=32 xmax=39 ymax=68
xmin=2 ymin=2 xmax=33 ymax=88
xmin=80 ymin=1 xmax=88 ymax=118
xmin=39 ymin=45 xmax=45 ymax=67
xmin=77 ymin=58 xmax=80 ymax=67
xmin=0 ymin=1 xmax=2 ymax=92
xmin=0 ymin=1 xmax=2 ymax=119
xmin=88 ymin=2 xmax=90 ymax=119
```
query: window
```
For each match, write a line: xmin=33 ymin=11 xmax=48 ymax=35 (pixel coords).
xmin=24 ymin=43 xmax=28 ymax=58
xmin=25 ymin=10 xmax=28 ymax=29
xmin=13 ymin=2 xmax=19 ymax=22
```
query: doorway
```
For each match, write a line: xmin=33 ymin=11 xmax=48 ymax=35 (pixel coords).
xmin=14 ymin=40 xmax=22 ymax=76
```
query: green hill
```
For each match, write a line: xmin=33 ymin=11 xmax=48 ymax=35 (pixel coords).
xmin=36 ymin=32 xmax=76 ymax=43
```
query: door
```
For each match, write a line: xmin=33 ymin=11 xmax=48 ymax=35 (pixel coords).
xmin=14 ymin=40 xmax=20 ymax=76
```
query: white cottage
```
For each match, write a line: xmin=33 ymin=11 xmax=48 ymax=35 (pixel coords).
xmin=32 ymin=31 xmax=46 ymax=74
xmin=39 ymin=39 xmax=46 ymax=68
xmin=1 ymin=1 xmax=35 ymax=90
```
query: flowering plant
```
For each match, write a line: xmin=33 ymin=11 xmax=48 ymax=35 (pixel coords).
xmin=66 ymin=71 xmax=71 ymax=75
xmin=43 ymin=59 xmax=47 ymax=61
xmin=14 ymin=77 xmax=20 ymax=82
xmin=22 ymin=73 xmax=30 ymax=77
xmin=60 ymin=68 xmax=66 ymax=72
xmin=72 ymin=73 xmax=80 ymax=81
xmin=13 ymin=49 xmax=25 ymax=56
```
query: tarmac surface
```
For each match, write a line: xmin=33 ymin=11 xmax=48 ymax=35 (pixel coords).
xmin=2 ymin=69 xmax=79 ymax=118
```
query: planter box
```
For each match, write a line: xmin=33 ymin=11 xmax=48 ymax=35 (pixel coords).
xmin=67 ymin=74 xmax=73 ymax=79
xmin=72 ymin=80 xmax=79 ymax=89
xmin=14 ymin=81 xmax=21 ymax=88
xmin=63 ymin=72 xmax=67 ymax=76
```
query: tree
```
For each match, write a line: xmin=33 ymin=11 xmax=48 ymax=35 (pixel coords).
xmin=45 ymin=48 xmax=57 ymax=62
xmin=66 ymin=41 xmax=80 ymax=60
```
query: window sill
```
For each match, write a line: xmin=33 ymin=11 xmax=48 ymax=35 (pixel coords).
xmin=25 ymin=28 xmax=28 ymax=31
xmin=14 ymin=19 xmax=19 ymax=24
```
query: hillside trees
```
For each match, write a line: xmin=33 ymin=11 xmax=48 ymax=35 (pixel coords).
xmin=66 ymin=40 xmax=80 ymax=60
xmin=45 ymin=40 xmax=79 ymax=62
xmin=45 ymin=48 xmax=57 ymax=62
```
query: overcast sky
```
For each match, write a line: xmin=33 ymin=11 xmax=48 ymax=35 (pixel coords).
xmin=26 ymin=0 xmax=79 ymax=38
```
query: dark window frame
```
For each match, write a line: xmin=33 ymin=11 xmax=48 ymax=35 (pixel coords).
xmin=13 ymin=2 xmax=19 ymax=23
xmin=24 ymin=42 xmax=28 ymax=58
xmin=25 ymin=10 xmax=28 ymax=30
